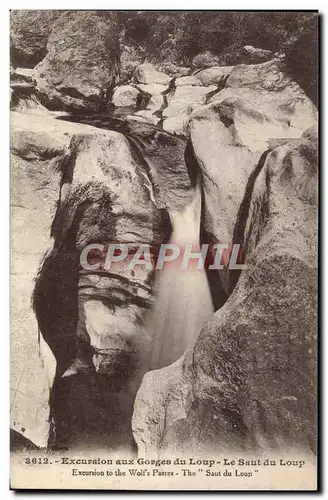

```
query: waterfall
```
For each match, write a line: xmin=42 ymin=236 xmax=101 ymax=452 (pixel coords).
xmin=148 ymin=181 xmax=214 ymax=370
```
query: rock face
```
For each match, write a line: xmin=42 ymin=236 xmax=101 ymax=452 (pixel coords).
xmin=112 ymin=85 xmax=140 ymax=107
xmin=34 ymin=11 xmax=120 ymax=111
xmin=11 ymin=67 xmax=36 ymax=84
xmin=11 ymin=113 xmax=121 ymax=448
xmin=132 ymin=128 xmax=318 ymax=456
xmin=189 ymin=58 xmax=317 ymax=293
xmin=12 ymin=110 xmax=195 ymax=450
xmin=11 ymin=94 xmax=50 ymax=116
xmin=10 ymin=68 xmax=52 ymax=116
xmin=243 ymin=45 xmax=273 ymax=62
xmin=193 ymin=66 xmax=234 ymax=86
xmin=10 ymin=10 xmax=62 ymax=68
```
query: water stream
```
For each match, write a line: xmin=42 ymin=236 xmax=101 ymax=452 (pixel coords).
xmin=148 ymin=181 xmax=214 ymax=370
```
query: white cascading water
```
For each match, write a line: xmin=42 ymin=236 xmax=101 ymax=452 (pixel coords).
xmin=148 ymin=181 xmax=214 ymax=370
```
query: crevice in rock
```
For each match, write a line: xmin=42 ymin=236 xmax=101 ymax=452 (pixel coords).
xmin=229 ymin=148 xmax=272 ymax=293
xmin=152 ymin=77 xmax=177 ymax=128
xmin=135 ymin=86 xmax=152 ymax=111
xmin=185 ymin=138 xmax=228 ymax=311
xmin=58 ymin=86 xmax=88 ymax=100
xmin=204 ymin=74 xmax=229 ymax=104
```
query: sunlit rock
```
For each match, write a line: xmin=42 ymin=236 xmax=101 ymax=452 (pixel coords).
xmin=34 ymin=11 xmax=120 ymax=112
xmin=133 ymin=129 xmax=318 ymax=456
xmin=134 ymin=63 xmax=171 ymax=85
xmin=112 ymin=85 xmax=140 ymax=107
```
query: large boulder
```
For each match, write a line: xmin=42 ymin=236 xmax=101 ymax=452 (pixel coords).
xmin=10 ymin=10 xmax=62 ymax=68
xmin=189 ymin=102 xmax=260 ymax=274
xmin=283 ymin=15 xmax=318 ymax=106
xmin=34 ymin=11 xmax=120 ymax=111
xmin=119 ymin=44 xmax=145 ymax=84
xmin=114 ymin=121 xmax=194 ymax=212
xmin=10 ymin=112 xmax=102 ymax=448
xmin=189 ymin=58 xmax=317 ymax=293
xmin=224 ymin=58 xmax=317 ymax=112
xmin=193 ymin=65 xmax=235 ymax=86
xmin=134 ymin=63 xmax=171 ymax=85
xmin=133 ymin=129 xmax=318 ymax=457
xmin=162 ymin=115 xmax=190 ymax=137
xmin=10 ymin=67 xmax=36 ymax=85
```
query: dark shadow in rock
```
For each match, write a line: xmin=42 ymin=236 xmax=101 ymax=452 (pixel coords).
xmin=152 ymin=77 xmax=176 ymax=126
xmin=48 ymin=372 xmax=137 ymax=453
xmin=32 ymin=190 xmax=89 ymax=376
xmin=229 ymin=148 xmax=272 ymax=294
xmin=10 ymin=429 xmax=40 ymax=452
xmin=135 ymin=86 xmax=151 ymax=111
xmin=32 ymin=120 xmax=213 ymax=451
xmin=204 ymin=74 xmax=229 ymax=104
xmin=185 ymin=138 xmax=228 ymax=311
xmin=184 ymin=139 xmax=199 ymax=188
xmin=10 ymin=46 xmax=47 ymax=69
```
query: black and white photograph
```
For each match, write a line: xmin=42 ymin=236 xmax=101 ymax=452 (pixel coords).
xmin=9 ymin=9 xmax=318 ymax=490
